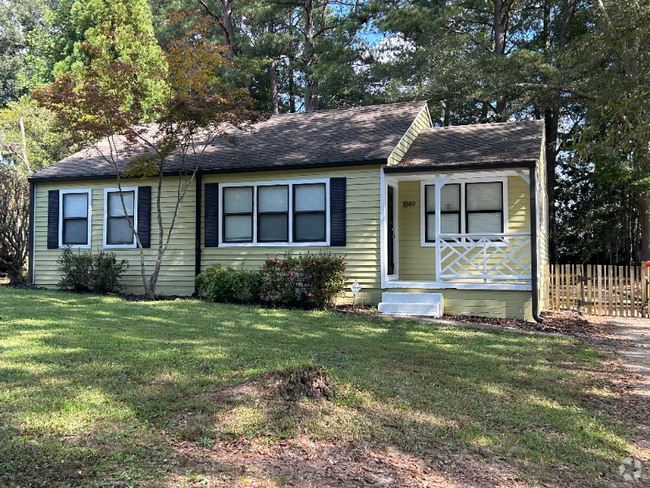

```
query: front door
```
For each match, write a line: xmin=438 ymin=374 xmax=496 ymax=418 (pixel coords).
xmin=388 ymin=186 xmax=395 ymax=275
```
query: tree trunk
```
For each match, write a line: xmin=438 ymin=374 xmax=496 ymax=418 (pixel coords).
xmin=221 ymin=0 xmax=235 ymax=65
xmin=637 ymin=191 xmax=650 ymax=261
xmin=6 ymin=261 xmax=24 ymax=285
xmin=268 ymin=20 xmax=279 ymax=115
xmin=492 ymin=0 xmax=509 ymax=120
xmin=303 ymin=0 xmax=318 ymax=112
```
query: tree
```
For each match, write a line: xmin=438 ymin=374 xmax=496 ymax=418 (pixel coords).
xmin=35 ymin=19 xmax=264 ymax=298
xmin=0 ymin=0 xmax=55 ymax=106
xmin=0 ymin=167 xmax=29 ymax=284
xmin=28 ymin=0 xmax=167 ymax=116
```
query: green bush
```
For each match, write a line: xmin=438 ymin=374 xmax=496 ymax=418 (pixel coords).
xmin=259 ymin=253 xmax=347 ymax=309
xmin=56 ymin=248 xmax=129 ymax=293
xmin=195 ymin=264 xmax=262 ymax=304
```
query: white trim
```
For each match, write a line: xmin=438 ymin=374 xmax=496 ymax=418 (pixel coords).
xmin=387 ymin=181 xmax=399 ymax=279
xmin=420 ymin=175 xmax=509 ymax=247
xmin=218 ymin=178 xmax=330 ymax=247
xmin=103 ymin=187 xmax=138 ymax=249
xmin=516 ymin=169 xmax=530 ymax=184
xmin=380 ymin=168 xmax=387 ymax=289
xmin=59 ymin=189 xmax=92 ymax=249
xmin=385 ymin=280 xmax=532 ymax=291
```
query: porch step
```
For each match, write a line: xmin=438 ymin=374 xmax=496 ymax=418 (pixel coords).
xmin=378 ymin=292 xmax=443 ymax=317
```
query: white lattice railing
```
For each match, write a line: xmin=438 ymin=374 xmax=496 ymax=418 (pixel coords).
xmin=436 ymin=233 xmax=532 ymax=281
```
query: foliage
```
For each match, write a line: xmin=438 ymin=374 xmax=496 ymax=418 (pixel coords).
xmin=0 ymin=0 xmax=55 ymax=106
xmin=259 ymin=253 xmax=347 ymax=309
xmin=195 ymin=264 xmax=262 ymax=304
xmin=35 ymin=16 xmax=263 ymax=299
xmin=0 ymin=167 xmax=29 ymax=284
xmin=56 ymin=247 xmax=129 ymax=293
xmin=0 ymin=96 xmax=72 ymax=173
xmin=0 ymin=287 xmax=639 ymax=487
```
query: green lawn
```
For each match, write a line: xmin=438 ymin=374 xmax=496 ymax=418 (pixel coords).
xmin=0 ymin=288 xmax=636 ymax=486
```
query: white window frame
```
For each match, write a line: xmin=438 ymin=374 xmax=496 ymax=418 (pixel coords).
xmin=59 ymin=189 xmax=92 ymax=249
xmin=103 ymin=187 xmax=138 ymax=249
xmin=420 ymin=175 xmax=508 ymax=247
xmin=218 ymin=178 xmax=330 ymax=247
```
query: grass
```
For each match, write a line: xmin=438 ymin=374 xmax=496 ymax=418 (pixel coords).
xmin=0 ymin=287 xmax=637 ymax=487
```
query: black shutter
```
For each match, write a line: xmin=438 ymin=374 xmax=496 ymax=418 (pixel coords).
xmin=204 ymin=183 xmax=219 ymax=247
xmin=47 ymin=190 xmax=59 ymax=249
xmin=330 ymin=177 xmax=346 ymax=246
xmin=137 ymin=186 xmax=151 ymax=248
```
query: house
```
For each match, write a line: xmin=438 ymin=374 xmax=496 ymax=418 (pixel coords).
xmin=28 ymin=101 xmax=548 ymax=321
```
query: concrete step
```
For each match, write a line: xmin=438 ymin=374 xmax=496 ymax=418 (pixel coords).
xmin=377 ymin=302 xmax=443 ymax=317
xmin=381 ymin=292 xmax=443 ymax=304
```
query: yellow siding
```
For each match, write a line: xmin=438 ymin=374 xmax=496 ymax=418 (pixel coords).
xmin=200 ymin=166 xmax=382 ymax=304
xmin=33 ymin=178 xmax=196 ymax=295
xmin=387 ymin=106 xmax=431 ymax=166
xmin=397 ymin=175 xmax=531 ymax=281
xmin=384 ymin=288 xmax=532 ymax=321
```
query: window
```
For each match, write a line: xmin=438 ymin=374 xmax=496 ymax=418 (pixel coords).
xmin=258 ymin=185 xmax=288 ymax=242
xmin=293 ymin=183 xmax=326 ymax=242
xmin=60 ymin=190 xmax=91 ymax=248
xmin=466 ymin=182 xmax=503 ymax=234
xmin=220 ymin=180 xmax=329 ymax=245
xmin=223 ymin=186 xmax=253 ymax=242
xmin=425 ymin=184 xmax=460 ymax=241
xmin=104 ymin=189 xmax=137 ymax=247
xmin=424 ymin=181 xmax=504 ymax=242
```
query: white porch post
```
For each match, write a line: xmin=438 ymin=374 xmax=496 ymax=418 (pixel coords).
xmin=380 ymin=167 xmax=387 ymax=289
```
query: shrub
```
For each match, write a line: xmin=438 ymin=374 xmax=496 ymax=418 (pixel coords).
xmin=258 ymin=255 xmax=300 ymax=306
xmin=56 ymin=248 xmax=129 ymax=293
xmin=195 ymin=264 xmax=262 ymax=303
xmin=259 ymin=253 xmax=347 ymax=309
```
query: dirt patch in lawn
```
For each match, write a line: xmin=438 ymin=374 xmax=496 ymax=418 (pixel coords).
xmin=163 ymin=436 xmax=551 ymax=488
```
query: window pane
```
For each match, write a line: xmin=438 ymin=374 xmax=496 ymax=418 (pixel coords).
xmin=224 ymin=215 xmax=252 ymax=241
xmin=63 ymin=219 xmax=87 ymax=244
xmin=441 ymin=213 xmax=460 ymax=234
xmin=259 ymin=186 xmax=288 ymax=212
xmin=108 ymin=217 xmax=133 ymax=244
xmin=425 ymin=184 xmax=459 ymax=212
xmin=441 ymin=185 xmax=460 ymax=211
xmin=63 ymin=193 xmax=88 ymax=218
xmin=467 ymin=212 xmax=502 ymax=234
xmin=108 ymin=192 xmax=134 ymax=217
xmin=224 ymin=187 xmax=253 ymax=213
xmin=295 ymin=213 xmax=325 ymax=241
xmin=294 ymin=184 xmax=325 ymax=212
xmin=466 ymin=183 xmax=502 ymax=211
xmin=259 ymin=214 xmax=288 ymax=242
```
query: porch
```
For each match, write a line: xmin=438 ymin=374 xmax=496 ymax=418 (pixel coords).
xmin=380 ymin=169 xmax=534 ymax=292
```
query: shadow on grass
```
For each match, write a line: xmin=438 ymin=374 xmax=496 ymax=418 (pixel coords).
xmin=0 ymin=289 xmax=636 ymax=487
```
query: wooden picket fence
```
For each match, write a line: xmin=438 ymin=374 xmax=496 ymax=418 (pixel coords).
xmin=544 ymin=264 xmax=650 ymax=317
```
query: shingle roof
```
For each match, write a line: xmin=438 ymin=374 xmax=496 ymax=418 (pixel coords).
xmin=31 ymin=101 xmax=428 ymax=181
xmin=395 ymin=120 xmax=544 ymax=168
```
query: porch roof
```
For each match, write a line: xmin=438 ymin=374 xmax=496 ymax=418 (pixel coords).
xmin=394 ymin=120 xmax=544 ymax=170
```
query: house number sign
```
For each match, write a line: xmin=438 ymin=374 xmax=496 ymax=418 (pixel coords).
xmin=403 ymin=201 xmax=416 ymax=208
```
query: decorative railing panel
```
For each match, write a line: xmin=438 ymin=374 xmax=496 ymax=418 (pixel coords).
xmin=436 ymin=233 xmax=532 ymax=281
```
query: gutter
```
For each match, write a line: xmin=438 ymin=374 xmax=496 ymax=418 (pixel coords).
xmin=28 ymin=159 xmax=388 ymax=184
xmin=28 ymin=180 xmax=35 ymax=285
xmin=529 ymin=166 xmax=544 ymax=323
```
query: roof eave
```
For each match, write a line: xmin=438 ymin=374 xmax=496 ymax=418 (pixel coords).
xmin=29 ymin=158 xmax=388 ymax=184
xmin=383 ymin=159 xmax=538 ymax=174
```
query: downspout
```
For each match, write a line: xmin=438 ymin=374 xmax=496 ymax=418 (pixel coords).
xmin=194 ymin=174 xmax=202 ymax=288
xmin=529 ymin=167 xmax=544 ymax=323
xmin=28 ymin=180 xmax=35 ymax=285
